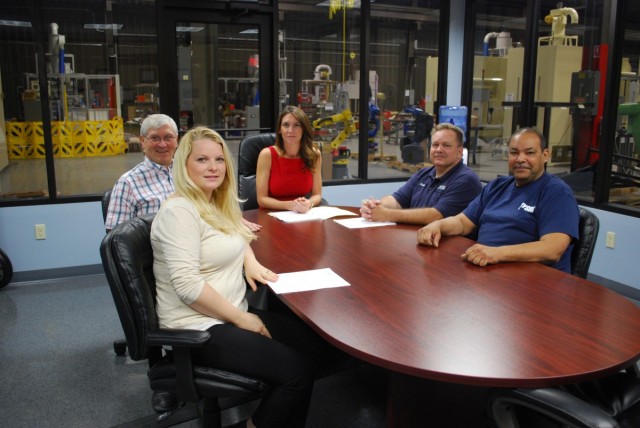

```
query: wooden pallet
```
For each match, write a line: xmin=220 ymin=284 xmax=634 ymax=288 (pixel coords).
xmin=387 ymin=161 xmax=431 ymax=173
xmin=350 ymin=152 xmax=397 ymax=162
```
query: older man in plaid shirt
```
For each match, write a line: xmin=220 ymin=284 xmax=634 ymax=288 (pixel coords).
xmin=105 ymin=114 xmax=178 ymax=231
xmin=106 ymin=114 xmax=260 ymax=232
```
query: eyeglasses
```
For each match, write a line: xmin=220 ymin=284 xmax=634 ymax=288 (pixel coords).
xmin=146 ymin=134 xmax=177 ymax=143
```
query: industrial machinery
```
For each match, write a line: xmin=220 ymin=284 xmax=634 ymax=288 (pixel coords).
xmin=570 ymin=70 xmax=600 ymax=168
xmin=539 ymin=7 xmax=580 ymax=46
xmin=48 ymin=22 xmax=66 ymax=74
xmin=297 ymin=62 xmax=358 ymax=179
xmin=312 ymin=105 xmax=355 ymax=180
xmin=536 ymin=6 xmax=583 ymax=164
xmin=9 ymin=23 xmax=125 ymax=160
xmin=368 ymin=101 xmax=380 ymax=152
xmin=483 ymin=30 xmax=511 ymax=57
xmin=470 ymin=28 xmax=511 ymax=154
xmin=298 ymin=64 xmax=340 ymax=120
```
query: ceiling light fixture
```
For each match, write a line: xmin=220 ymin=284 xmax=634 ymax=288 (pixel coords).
xmin=176 ymin=26 xmax=204 ymax=32
xmin=84 ymin=23 xmax=123 ymax=30
xmin=0 ymin=19 xmax=32 ymax=27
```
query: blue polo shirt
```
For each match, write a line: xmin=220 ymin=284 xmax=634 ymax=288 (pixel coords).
xmin=392 ymin=161 xmax=482 ymax=218
xmin=463 ymin=173 xmax=579 ymax=272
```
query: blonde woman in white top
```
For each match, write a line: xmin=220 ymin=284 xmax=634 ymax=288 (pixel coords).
xmin=151 ymin=126 xmax=327 ymax=428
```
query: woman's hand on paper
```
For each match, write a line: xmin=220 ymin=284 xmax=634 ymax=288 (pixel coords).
xmin=244 ymin=257 xmax=279 ymax=291
xmin=292 ymin=197 xmax=312 ymax=213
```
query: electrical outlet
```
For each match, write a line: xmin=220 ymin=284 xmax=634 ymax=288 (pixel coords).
xmin=606 ymin=231 xmax=615 ymax=249
xmin=35 ymin=224 xmax=46 ymax=240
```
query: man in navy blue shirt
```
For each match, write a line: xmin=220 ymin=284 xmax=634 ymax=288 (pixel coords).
xmin=417 ymin=127 xmax=579 ymax=273
xmin=361 ymin=123 xmax=482 ymax=225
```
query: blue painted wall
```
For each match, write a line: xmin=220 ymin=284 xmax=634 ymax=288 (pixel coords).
xmin=0 ymin=202 xmax=105 ymax=272
xmin=0 ymin=183 xmax=638 ymax=290
xmin=587 ymin=207 xmax=640 ymax=289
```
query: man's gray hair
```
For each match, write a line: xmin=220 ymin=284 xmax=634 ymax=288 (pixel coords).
xmin=140 ymin=114 xmax=178 ymax=137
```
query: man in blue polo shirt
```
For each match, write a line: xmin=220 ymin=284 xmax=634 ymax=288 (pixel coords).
xmin=417 ymin=127 xmax=579 ymax=273
xmin=361 ymin=122 xmax=482 ymax=225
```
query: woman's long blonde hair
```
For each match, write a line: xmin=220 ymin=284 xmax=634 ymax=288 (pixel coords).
xmin=172 ymin=126 xmax=254 ymax=242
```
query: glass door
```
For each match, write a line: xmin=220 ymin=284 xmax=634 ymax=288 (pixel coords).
xmin=158 ymin=6 xmax=275 ymax=138
xmin=175 ymin=22 xmax=260 ymax=136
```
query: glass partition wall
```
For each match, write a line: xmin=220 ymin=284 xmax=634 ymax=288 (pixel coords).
xmin=0 ymin=0 xmax=442 ymax=201
xmin=278 ymin=0 xmax=441 ymax=182
xmin=0 ymin=0 xmax=638 ymax=217
xmin=468 ymin=2 xmax=528 ymax=181
xmin=0 ymin=0 xmax=158 ymax=201
xmin=614 ymin=1 xmax=640 ymax=209
xmin=468 ymin=1 xmax=603 ymax=186
xmin=468 ymin=0 xmax=640 ymax=214
xmin=0 ymin=3 xmax=41 ymax=199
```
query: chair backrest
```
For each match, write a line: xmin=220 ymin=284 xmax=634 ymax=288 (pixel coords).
xmin=101 ymin=188 xmax=112 ymax=222
xmin=100 ymin=214 xmax=158 ymax=361
xmin=414 ymin=112 xmax=434 ymax=144
xmin=571 ymin=207 xmax=599 ymax=279
xmin=237 ymin=133 xmax=276 ymax=211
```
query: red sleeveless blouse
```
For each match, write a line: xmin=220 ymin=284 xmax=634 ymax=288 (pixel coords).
xmin=267 ymin=146 xmax=313 ymax=200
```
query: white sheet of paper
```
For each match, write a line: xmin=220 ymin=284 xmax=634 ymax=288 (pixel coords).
xmin=333 ymin=217 xmax=396 ymax=229
xmin=267 ymin=268 xmax=350 ymax=294
xmin=268 ymin=206 xmax=357 ymax=223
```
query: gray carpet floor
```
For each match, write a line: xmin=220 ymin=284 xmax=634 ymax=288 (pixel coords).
xmin=0 ymin=274 xmax=386 ymax=427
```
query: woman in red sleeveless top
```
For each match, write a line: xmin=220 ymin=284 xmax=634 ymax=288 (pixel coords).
xmin=256 ymin=106 xmax=322 ymax=212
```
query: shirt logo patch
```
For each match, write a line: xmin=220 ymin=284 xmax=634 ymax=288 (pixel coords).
xmin=437 ymin=185 xmax=446 ymax=191
xmin=518 ymin=202 xmax=535 ymax=213
xmin=418 ymin=183 xmax=426 ymax=187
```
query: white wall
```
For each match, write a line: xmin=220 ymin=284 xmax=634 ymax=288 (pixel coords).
xmin=0 ymin=183 xmax=638 ymax=291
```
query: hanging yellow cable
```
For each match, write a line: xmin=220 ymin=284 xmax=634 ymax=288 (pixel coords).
xmin=328 ymin=0 xmax=354 ymax=81
xmin=329 ymin=0 xmax=354 ymax=20
xmin=342 ymin=7 xmax=347 ymax=82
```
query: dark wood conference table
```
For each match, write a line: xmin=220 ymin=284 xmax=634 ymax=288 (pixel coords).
xmin=245 ymin=207 xmax=640 ymax=426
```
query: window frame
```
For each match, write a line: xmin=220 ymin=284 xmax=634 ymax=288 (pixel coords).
xmin=1 ymin=0 xmax=639 ymax=220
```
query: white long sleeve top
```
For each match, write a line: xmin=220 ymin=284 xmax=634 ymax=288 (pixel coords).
xmin=150 ymin=197 xmax=248 ymax=330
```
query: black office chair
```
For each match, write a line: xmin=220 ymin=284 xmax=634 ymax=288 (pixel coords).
xmin=401 ymin=112 xmax=434 ymax=164
xmin=487 ymin=370 xmax=640 ymax=428
xmin=236 ymin=134 xmax=277 ymax=310
xmin=101 ymin=188 xmax=112 ymax=224
xmin=101 ymin=188 xmax=129 ymax=356
xmin=100 ymin=214 xmax=269 ymax=427
xmin=570 ymin=207 xmax=600 ymax=279
xmin=237 ymin=133 xmax=276 ymax=211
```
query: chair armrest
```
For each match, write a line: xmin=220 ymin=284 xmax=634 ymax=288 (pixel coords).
xmin=147 ymin=328 xmax=211 ymax=403
xmin=488 ymin=388 xmax=618 ymax=428
xmin=147 ymin=328 xmax=210 ymax=348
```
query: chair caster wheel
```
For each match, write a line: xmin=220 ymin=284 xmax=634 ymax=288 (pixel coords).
xmin=114 ymin=340 xmax=127 ymax=356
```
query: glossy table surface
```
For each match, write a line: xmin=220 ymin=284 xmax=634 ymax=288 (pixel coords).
xmin=246 ymin=207 xmax=640 ymax=388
